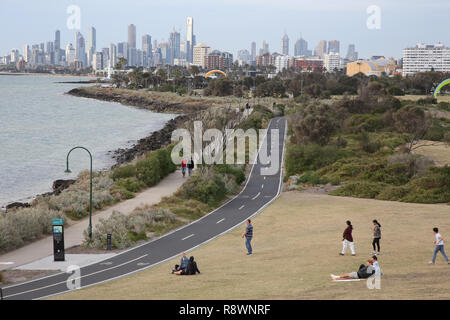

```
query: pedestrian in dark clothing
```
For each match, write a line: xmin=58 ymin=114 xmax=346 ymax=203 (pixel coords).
xmin=372 ymin=220 xmax=381 ymax=255
xmin=188 ymin=157 xmax=194 ymax=176
xmin=340 ymin=220 xmax=356 ymax=256
xmin=242 ymin=219 xmax=253 ymax=255
xmin=174 ymin=256 xmax=200 ymax=275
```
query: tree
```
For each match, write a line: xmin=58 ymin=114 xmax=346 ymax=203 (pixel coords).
xmin=189 ymin=65 xmax=201 ymax=77
xmin=115 ymin=57 xmax=127 ymax=70
xmin=394 ymin=105 xmax=432 ymax=153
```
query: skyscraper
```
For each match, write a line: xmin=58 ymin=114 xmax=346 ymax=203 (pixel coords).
xmin=328 ymin=40 xmax=340 ymax=54
xmin=281 ymin=33 xmax=289 ymax=56
xmin=23 ymin=45 xmax=30 ymax=63
xmin=260 ymin=40 xmax=269 ymax=55
xmin=142 ymin=35 xmax=152 ymax=67
xmin=346 ymin=44 xmax=358 ymax=61
xmin=87 ymin=27 xmax=96 ymax=66
xmin=169 ymin=30 xmax=181 ymax=65
xmin=315 ymin=40 xmax=327 ymax=58
xmin=54 ymin=30 xmax=61 ymax=64
xmin=294 ymin=38 xmax=309 ymax=56
xmin=251 ymin=41 xmax=256 ymax=62
xmin=109 ymin=43 xmax=117 ymax=67
xmin=128 ymin=24 xmax=136 ymax=48
xmin=75 ymin=32 xmax=86 ymax=67
xmin=186 ymin=17 xmax=194 ymax=63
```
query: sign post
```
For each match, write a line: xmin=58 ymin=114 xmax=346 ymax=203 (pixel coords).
xmin=52 ymin=218 xmax=65 ymax=262
xmin=107 ymin=234 xmax=112 ymax=251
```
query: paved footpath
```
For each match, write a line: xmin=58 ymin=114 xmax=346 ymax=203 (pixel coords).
xmin=2 ymin=117 xmax=286 ymax=300
xmin=0 ymin=171 xmax=184 ymax=271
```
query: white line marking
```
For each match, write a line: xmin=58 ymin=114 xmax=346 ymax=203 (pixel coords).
xmin=182 ymin=234 xmax=195 ymax=241
xmin=252 ymin=192 xmax=261 ymax=200
xmin=264 ymin=176 xmax=266 ymax=180
xmin=238 ymin=205 xmax=245 ymax=210
xmin=216 ymin=218 xmax=225 ymax=224
xmin=261 ymin=184 xmax=264 ymax=189
xmin=3 ymin=254 xmax=148 ymax=299
xmin=0 ymin=262 xmax=14 ymax=265
xmin=99 ymin=262 xmax=113 ymax=266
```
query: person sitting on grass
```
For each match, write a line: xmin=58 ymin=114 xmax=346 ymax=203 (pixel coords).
xmin=171 ymin=252 xmax=189 ymax=274
xmin=331 ymin=256 xmax=381 ymax=281
xmin=173 ymin=256 xmax=201 ymax=275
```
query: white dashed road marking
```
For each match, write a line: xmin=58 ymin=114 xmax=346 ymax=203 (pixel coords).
xmin=182 ymin=234 xmax=195 ymax=241
xmin=216 ymin=218 xmax=225 ymax=224
xmin=238 ymin=205 xmax=245 ymax=210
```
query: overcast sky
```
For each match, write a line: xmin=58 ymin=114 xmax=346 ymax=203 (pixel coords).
xmin=1 ymin=0 xmax=449 ymax=59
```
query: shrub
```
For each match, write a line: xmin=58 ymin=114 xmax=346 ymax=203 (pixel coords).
xmin=213 ymin=164 xmax=246 ymax=185
xmin=357 ymin=131 xmax=382 ymax=153
xmin=0 ymin=206 xmax=63 ymax=252
xmin=297 ymin=172 xmax=329 ymax=185
xmin=285 ymin=144 xmax=349 ymax=176
xmin=136 ymin=154 xmax=161 ymax=187
xmin=111 ymin=165 xmax=136 ymax=180
xmin=181 ymin=174 xmax=227 ymax=206
xmin=115 ymin=177 xmax=146 ymax=193
xmin=330 ymin=181 xmax=386 ymax=199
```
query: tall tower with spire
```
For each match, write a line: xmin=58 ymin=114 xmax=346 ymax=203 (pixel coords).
xmin=281 ymin=32 xmax=289 ymax=56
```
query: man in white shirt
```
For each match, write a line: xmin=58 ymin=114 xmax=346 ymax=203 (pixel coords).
xmin=429 ymin=227 xmax=450 ymax=264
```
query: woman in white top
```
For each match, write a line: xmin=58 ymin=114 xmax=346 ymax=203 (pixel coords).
xmin=429 ymin=227 xmax=450 ymax=264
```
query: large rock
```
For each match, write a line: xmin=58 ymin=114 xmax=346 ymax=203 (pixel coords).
xmin=52 ymin=179 xmax=76 ymax=195
xmin=6 ymin=202 xmax=30 ymax=212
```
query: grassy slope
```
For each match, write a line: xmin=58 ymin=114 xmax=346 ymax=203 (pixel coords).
xmin=53 ymin=192 xmax=450 ymax=300
xmin=413 ymin=140 xmax=450 ymax=167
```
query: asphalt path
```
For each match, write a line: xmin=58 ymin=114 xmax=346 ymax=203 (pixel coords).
xmin=2 ymin=116 xmax=287 ymax=300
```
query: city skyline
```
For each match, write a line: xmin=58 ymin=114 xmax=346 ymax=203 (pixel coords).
xmin=1 ymin=0 xmax=449 ymax=60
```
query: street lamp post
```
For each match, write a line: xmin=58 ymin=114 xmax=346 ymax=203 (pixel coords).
xmin=65 ymin=146 xmax=93 ymax=241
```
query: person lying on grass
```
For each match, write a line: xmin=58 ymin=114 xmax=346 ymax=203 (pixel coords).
xmin=173 ymin=256 xmax=201 ymax=275
xmin=331 ymin=256 xmax=382 ymax=281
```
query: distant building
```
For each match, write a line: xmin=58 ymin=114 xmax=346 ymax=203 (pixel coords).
xmin=346 ymin=57 xmax=397 ymax=77
xmin=275 ymin=54 xmax=290 ymax=73
xmin=294 ymin=38 xmax=310 ymax=56
xmin=328 ymin=40 xmax=340 ymax=54
xmin=251 ymin=41 xmax=256 ymax=62
xmin=402 ymin=43 xmax=450 ymax=76
xmin=92 ymin=52 xmax=103 ymax=71
xmin=281 ymin=33 xmax=289 ymax=56
xmin=293 ymin=56 xmax=324 ymax=73
xmin=204 ymin=50 xmax=233 ymax=70
xmin=237 ymin=49 xmax=251 ymax=66
xmin=10 ymin=49 xmax=19 ymax=63
xmin=193 ymin=43 xmax=211 ymax=68
xmin=186 ymin=17 xmax=195 ymax=63
xmin=128 ymin=24 xmax=136 ymax=48
xmin=168 ymin=30 xmax=181 ymax=65
xmin=346 ymin=44 xmax=358 ymax=61
xmin=315 ymin=40 xmax=327 ymax=58
xmin=324 ymin=52 xmax=341 ymax=72
xmin=142 ymin=35 xmax=152 ymax=67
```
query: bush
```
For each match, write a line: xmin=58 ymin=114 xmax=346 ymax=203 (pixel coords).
xmin=330 ymin=181 xmax=386 ymax=199
xmin=111 ymin=165 xmax=136 ymax=180
xmin=136 ymin=154 xmax=161 ymax=187
xmin=297 ymin=172 xmax=329 ymax=185
xmin=0 ymin=206 xmax=63 ymax=252
xmin=285 ymin=144 xmax=349 ymax=176
xmin=357 ymin=131 xmax=382 ymax=153
xmin=181 ymin=174 xmax=227 ymax=206
xmin=115 ymin=177 xmax=146 ymax=193
xmin=213 ymin=164 xmax=246 ymax=185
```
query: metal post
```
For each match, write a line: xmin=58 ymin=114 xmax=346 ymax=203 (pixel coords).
xmin=66 ymin=146 xmax=93 ymax=241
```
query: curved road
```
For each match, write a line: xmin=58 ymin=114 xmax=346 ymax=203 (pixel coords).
xmin=2 ymin=116 xmax=286 ymax=300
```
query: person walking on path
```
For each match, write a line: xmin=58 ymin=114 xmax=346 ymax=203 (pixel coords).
xmin=181 ymin=158 xmax=187 ymax=178
xmin=340 ymin=220 xmax=356 ymax=256
xmin=188 ymin=157 xmax=194 ymax=176
xmin=429 ymin=228 xmax=450 ymax=265
xmin=242 ymin=219 xmax=253 ymax=255
xmin=372 ymin=220 xmax=381 ymax=255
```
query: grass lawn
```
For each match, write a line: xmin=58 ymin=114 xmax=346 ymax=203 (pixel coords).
xmin=53 ymin=192 xmax=450 ymax=300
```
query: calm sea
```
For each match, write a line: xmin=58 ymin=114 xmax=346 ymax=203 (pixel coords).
xmin=0 ymin=75 xmax=175 ymax=207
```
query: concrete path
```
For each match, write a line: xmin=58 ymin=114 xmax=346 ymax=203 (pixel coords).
xmin=0 ymin=170 xmax=185 ymax=271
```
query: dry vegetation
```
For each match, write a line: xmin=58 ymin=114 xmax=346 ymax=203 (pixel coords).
xmin=54 ymin=192 xmax=450 ymax=300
